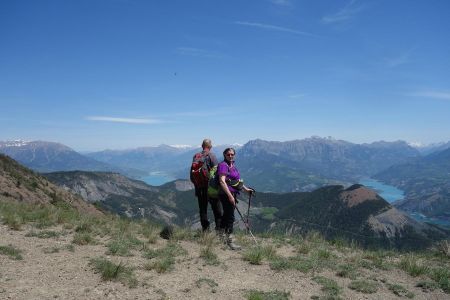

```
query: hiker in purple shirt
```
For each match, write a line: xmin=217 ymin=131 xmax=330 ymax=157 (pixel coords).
xmin=218 ymin=147 xmax=254 ymax=250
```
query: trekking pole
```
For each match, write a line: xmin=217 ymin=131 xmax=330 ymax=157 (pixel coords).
xmin=235 ymin=205 xmax=258 ymax=244
xmin=246 ymin=192 xmax=252 ymax=225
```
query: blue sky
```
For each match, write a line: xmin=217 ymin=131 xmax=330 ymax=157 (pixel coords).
xmin=1 ymin=0 xmax=449 ymax=151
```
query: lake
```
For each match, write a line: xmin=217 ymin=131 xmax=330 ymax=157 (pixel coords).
xmin=359 ymin=178 xmax=405 ymax=203
xmin=140 ymin=172 xmax=175 ymax=186
xmin=360 ymin=178 xmax=450 ymax=228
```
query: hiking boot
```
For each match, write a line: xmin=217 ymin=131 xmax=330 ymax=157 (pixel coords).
xmin=215 ymin=230 xmax=226 ymax=243
xmin=226 ymin=234 xmax=241 ymax=251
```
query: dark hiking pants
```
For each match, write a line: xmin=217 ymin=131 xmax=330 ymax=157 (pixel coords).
xmin=219 ymin=192 xmax=236 ymax=234
xmin=196 ymin=187 xmax=223 ymax=231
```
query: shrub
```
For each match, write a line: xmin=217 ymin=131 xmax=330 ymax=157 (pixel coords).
xmin=195 ymin=278 xmax=218 ymax=288
xmin=143 ymin=242 xmax=186 ymax=273
xmin=2 ymin=212 xmax=23 ymax=230
xmin=107 ymin=239 xmax=133 ymax=256
xmin=429 ymin=267 xmax=450 ymax=293
xmin=416 ymin=280 xmax=439 ymax=292
xmin=243 ymin=246 xmax=265 ymax=265
xmin=139 ymin=222 xmax=160 ymax=244
xmin=144 ymin=256 xmax=175 ymax=273
xmin=336 ymin=264 xmax=358 ymax=279
xmin=313 ymin=276 xmax=342 ymax=298
xmin=348 ymin=280 xmax=378 ymax=294
xmin=386 ymin=283 xmax=414 ymax=298
xmin=106 ymin=235 xmax=143 ymax=256
xmin=245 ymin=289 xmax=290 ymax=300
xmin=360 ymin=251 xmax=391 ymax=270
xmin=0 ymin=244 xmax=23 ymax=260
xmin=89 ymin=257 xmax=137 ymax=288
xmin=398 ymin=254 xmax=429 ymax=277
xmin=72 ymin=232 xmax=95 ymax=245
xmin=26 ymin=230 xmax=61 ymax=239
xmin=296 ymin=242 xmax=311 ymax=255
xmin=200 ymin=246 xmax=220 ymax=266
xmin=171 ymin=227 xmax=196 ymax=241
xmin=269 ymin=256 xmax=316 ymax=273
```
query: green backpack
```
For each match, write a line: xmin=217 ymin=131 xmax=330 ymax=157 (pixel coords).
xmin=207 ymin=166 xmax=219 ymax=198
xmin=207 ymin=165 xmax=244 ymax=199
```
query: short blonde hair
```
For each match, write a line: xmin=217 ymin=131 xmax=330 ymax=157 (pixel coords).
xmin=202 ymin=138 xmax=212 ymax=149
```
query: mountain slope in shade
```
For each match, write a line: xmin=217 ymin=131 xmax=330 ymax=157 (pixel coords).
xmin=44 ymin=171 xmax=198 ymax=225
xmin=0 ymin=140 xmax=146 ymax=178
xmin=374 ymin=148 xmax=450 ymax=221
xmin=249 ymin=184 xmax=448 ymax=249
xmin=0 ymin=154 xmax=100 ymax=216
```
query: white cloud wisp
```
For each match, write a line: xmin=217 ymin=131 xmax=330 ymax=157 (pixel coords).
xmin=86 ymin=116 xmax=162 ymax=124
xmin=322 ymin=0 xmax=365 ymax=24
xmin=407 ymin=91 xmax=450 ymax=100
xmin=235 ymin=21 xmax=316 ymax=37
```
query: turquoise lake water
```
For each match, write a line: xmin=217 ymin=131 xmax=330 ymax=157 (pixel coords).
xmin=360 ymin=178 xmax=450 ymax=228
xmin=359 ymin=178 xmax=405 ymax=203
xmin=140 ymin=172 xmax=174 ymax=186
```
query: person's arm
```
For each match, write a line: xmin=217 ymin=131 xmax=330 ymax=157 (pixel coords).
xmin=242 ymin=184 xmax=255 ymax=196
xmin=219 ymin=174 xmax=235 ymax=206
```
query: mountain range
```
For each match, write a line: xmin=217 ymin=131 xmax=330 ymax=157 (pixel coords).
xmin=85 ymin=143 xmax=241 ymax=179
xmin=236 ymin=137 xmax=420 ymax=192
xmin=375 ymin=148 xmax=450 ymax=221
xmin=2 ymin=137 xmax=449 ymax=225
xmin=0 ymin=140 xmax=147 ymax=178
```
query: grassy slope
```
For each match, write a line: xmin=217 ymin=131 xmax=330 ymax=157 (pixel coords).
xmin=0 ymin=198 xmax=449 ymax=299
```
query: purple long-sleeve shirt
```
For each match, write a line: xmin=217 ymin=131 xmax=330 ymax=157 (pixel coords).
xmin=217 ymin=161 xmax=240 ymax=194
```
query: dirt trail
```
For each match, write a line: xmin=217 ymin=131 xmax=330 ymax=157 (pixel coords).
xmin=0 ymin=224 xmax=448 ymax=300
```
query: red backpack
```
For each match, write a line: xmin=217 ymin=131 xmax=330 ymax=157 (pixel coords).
xmin=190 ymin=152 xmax=210 ymax=188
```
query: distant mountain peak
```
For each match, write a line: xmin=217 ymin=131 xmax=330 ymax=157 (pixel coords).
xmin=169 ymin=144 xmax=193 ymax=149
xmin=0 ymin=139 xmax=30 ymax=147
xmin=407 ymin=141 xmax=426 ymax=148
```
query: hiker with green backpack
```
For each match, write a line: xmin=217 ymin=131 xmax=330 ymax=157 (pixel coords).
xmin=190 ymin=139 xmax=222 ymax=232
xmin=216 ymin=147 xmax=255 ymax=250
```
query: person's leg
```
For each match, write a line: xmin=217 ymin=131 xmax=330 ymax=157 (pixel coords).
xmin=209 ymin=197 xmax=223 ymax=232
xmin=197 ymin=188 xmax=210 ymax=231
xmin=219 ymin=194 xmax=234 ymax=234
xmin=219 ymin=194 xmax=240 ymax=250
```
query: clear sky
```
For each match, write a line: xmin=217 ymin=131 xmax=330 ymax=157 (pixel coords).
xmin=1 ymin=0 xmax=449 ymax=151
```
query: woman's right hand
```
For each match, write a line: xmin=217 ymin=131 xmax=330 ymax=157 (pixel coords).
xmin=228 ymin=195 xmax=235 ymax=206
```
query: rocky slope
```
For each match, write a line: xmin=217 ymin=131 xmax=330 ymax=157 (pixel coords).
xmin=0 ymin=154 xmax=100 ymax=216
xmin=44 ymin=171 xmax=198 ymax=226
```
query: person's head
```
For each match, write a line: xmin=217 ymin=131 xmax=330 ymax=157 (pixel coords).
xmin=223 ymin=147 xmax=236 ymax=162
xmin=202 ymin=138 xmax=212 ymax=150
